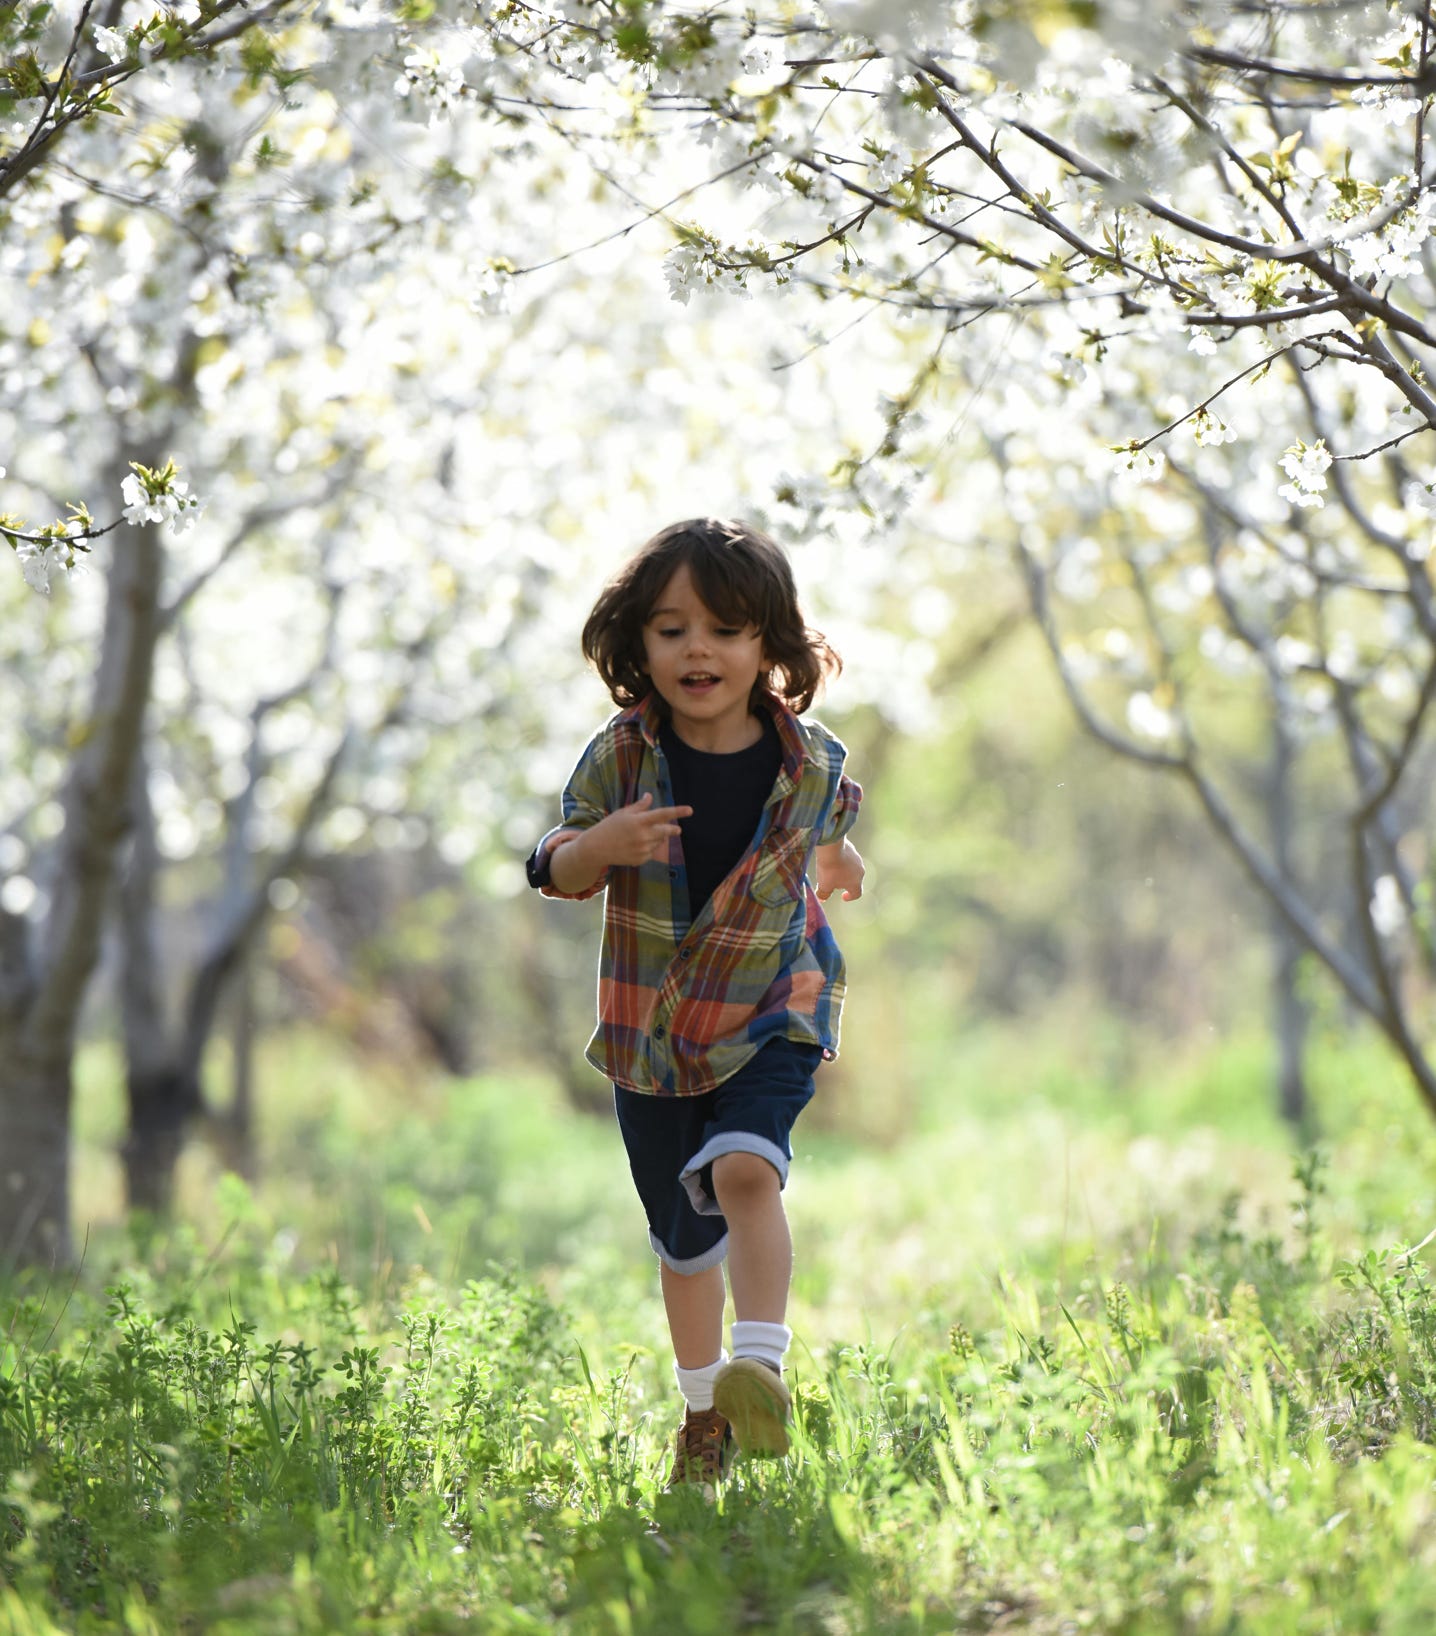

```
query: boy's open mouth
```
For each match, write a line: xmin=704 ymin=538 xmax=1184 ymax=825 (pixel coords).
xmin=680 ymin=673 xmax=719 ymax=691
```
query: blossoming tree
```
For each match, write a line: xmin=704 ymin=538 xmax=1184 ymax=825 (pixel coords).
xmin=0 ymin=0 xmax=539 ymax=1258
xmin=3 ymin=0 xmax=911 ymax=1260
xmin=410 ymin=0 xmax=1436 ymax=1116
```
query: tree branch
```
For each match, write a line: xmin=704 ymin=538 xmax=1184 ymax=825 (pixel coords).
xmin=181 ymin=725 xmax=352 ymax=1077
xmin=1185 ymin=44 xmax=1436 ymax=94
xmin=1017 ymin=530 xmax=1385 ymax=1017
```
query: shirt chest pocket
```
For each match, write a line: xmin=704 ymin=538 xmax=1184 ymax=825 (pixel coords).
xmin=749 ymin=826 xmax=811 ymax=910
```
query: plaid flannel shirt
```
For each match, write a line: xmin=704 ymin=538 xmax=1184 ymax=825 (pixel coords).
xmin=536 ymin=690 xmax=862 ymax=1096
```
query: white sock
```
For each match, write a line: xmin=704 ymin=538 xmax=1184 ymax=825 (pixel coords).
xmin=730 ymin=1320 xmax=791 ymax=1375
xmin=674 ymin=1351 xmax=728 ymax=1412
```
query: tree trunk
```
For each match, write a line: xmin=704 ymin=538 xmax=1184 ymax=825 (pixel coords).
xmin=1272 ymin=924 xmax=1309 ymax=1129
xmin=218 ymin=951 xmax=258 ymax=1181
xmin=0 ymin=1049 xmax=74 ymax=1269
xmin=121 ymin=1064 xmax=200 ymax=1215
xmin=117 ymin=744 xmax=201 ymax=1213
xmin=2 ymin=510 xmax=164 ymax=1265
xmin=1267 ymin=713 xmax=1309 ymax=1129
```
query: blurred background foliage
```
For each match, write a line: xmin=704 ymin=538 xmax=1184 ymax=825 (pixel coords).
xmin=60 ymin=553 xmax=1430 ymax=1258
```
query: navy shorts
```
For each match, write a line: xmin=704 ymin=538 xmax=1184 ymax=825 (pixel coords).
xmin=614 ymin=1036 xmax=822 ymax=1275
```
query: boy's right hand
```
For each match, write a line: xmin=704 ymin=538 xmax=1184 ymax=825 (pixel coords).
xmin=587 ymin=792 xmax=692 ymax=867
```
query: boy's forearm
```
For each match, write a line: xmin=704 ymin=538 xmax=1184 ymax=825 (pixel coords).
xmin=548 ymin=828 xmax=609 ymax=894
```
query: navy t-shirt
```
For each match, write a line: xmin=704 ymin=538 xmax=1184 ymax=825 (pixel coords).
xmin=661 ymin=713 xmax=781 ymax=924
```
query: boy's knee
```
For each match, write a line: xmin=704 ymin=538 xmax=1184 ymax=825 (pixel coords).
xmin=711 ymin=1150 xmax=780 ymax=1206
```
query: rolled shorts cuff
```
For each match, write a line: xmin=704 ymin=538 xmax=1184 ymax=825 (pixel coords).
xmin=649 ymin=1227 xmax=729 ymax=1275
xmin=679 ymin=1133 xmax=792 ymax=1216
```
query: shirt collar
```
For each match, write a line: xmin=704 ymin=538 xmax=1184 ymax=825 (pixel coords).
xmin=625 ymin=690 xmax=808 ymax=788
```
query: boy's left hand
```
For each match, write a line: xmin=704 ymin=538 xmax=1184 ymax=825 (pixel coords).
xmin=815 ymin=837 xmax=865 ymax=903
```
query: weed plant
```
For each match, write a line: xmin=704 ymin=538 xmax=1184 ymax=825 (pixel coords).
xmin=3 ymin=1136 xmax=1436 ymax=1634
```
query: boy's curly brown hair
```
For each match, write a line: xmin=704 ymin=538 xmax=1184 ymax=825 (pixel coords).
xmin=581 ymin=518 xmax=841 ymax=714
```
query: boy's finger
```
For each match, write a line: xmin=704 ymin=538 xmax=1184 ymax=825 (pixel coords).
xmin=645 ymin=804 xmax=692 ymax=822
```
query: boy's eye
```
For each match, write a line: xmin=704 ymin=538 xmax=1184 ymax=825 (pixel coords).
xmin=658 ymin=627 xmax=682 ymax=638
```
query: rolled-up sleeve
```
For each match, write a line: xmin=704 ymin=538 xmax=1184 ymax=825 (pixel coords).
xmin=816 ymin=770 xmax=862 ymax=847
xmin=531 ymin=727 xmax=618 ymax=900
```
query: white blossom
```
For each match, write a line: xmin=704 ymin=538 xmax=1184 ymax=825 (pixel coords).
xmin=1275 ymin=635 xmax=1318 ymax=674
xmin=121 ymin=471 xmax=167 ymax=526
xmin=1191 ymin=409 xmax=1236 ymax=447
xmin=740 ymin=38 xmax=782 ymax=78
xmin=1378 ymin=665 xmax=1415 ymax=705
xmin=1370 ymin=875 xmax=1406 ymax=938
xmin=1114 ymin=447 xmax=1166 ymax=485
xmin=14 ymin=540 xmax=68 ymax=595
xmin=774 ymin=471 xmax=829 ymax=512
xmin=868 ymin=151 xmax=905 ymax=192
xmin=93 ymin=24 xmax=131 ymax=63
xmin=395 ymin=48 xmax=467 ymax=122
xmin=121 ymin=471 xmax=205 ymax=533
xmin=0 ymin=876 xmax=37 ymax=916
xmin=469 ymin=267 xmax=512 ymax=317
xmin=1354 ymin=84 xmax=1422 ymax=129
xmin=1186 ymin=328 xmax=1217 ymax=356
xmin=850 ymin=460 xmax=915 ymax=522
xmin=1127 ymin=691 xmax=1176 ymax=741
xmin=1346 ymin=194 xmax=1434 ymax=281
xmin=1277 ymin=440 xmax=1331 ymax=508
xmin=1101 ymin=628 xmax=1133 ymax=662
xmin=663 ymin=243 xmax=707 ymax=305
xmin=665 ymin=38 xmax=745 ymax=99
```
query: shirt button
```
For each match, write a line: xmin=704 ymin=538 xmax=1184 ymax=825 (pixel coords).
xmin=653 ymin=1025 xmax=666 ymax=1039
xmin=680 ymin=947 xmax=691 ymax=960
xmin=668 ymin=867 xmax=677 ymax=879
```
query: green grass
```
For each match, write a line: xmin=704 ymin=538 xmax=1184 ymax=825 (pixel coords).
xmin=3 ymin=1021 xmax=1436 ymax=1633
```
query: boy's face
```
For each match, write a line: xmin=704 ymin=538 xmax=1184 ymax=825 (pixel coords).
xmin=640 ymin=562 xmax=768 ymax=749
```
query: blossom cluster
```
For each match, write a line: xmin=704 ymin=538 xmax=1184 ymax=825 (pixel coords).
xmin=1277 ymin=442 xmax=1332 ymax=510
xmin=13 ymin=538 xmax=74 ymax=595
xmin=94 ymin=1 xmax=204 ymax=65
xmin=394 ymin=45 xmax=470 ymax=122
xmin=1345 ymin=190 xmax=1435 ymax=282
xmin=121 ymin=470 xmax=206 ymax=534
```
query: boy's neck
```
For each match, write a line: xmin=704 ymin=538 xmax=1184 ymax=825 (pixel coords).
xmin=665 ymin=709 xmax=765 ymax=755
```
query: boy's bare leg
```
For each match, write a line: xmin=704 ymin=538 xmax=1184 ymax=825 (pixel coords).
xmin=710 ymin=1152 xmax=791 ymax=1323
xmin=660 ymin=1260 xmax=726 ymax=1368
